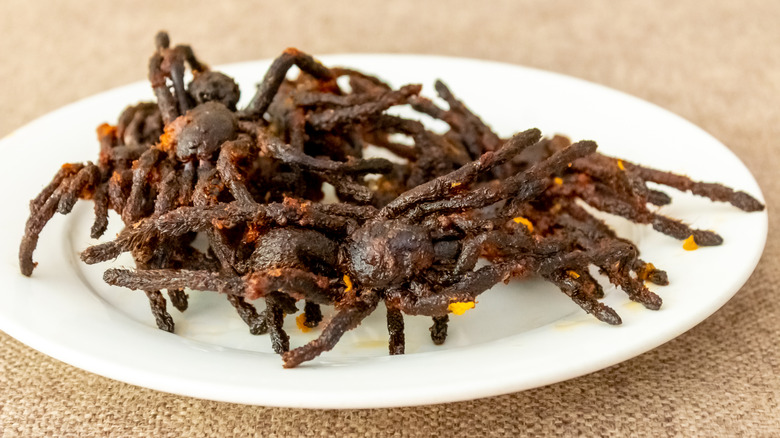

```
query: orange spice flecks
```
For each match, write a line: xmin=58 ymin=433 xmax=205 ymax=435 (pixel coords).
xmin=343 ymin=274 xmax=353 ymax=293
xmin=295 ymin=313 xmax=311 ymax=333
xmin=96 ymin=123 xmax=117 ymax=139
xmin=244 ymin=224 xmax=261 ymax=243
xmin=450 ymin=182 xmax=462 ymax=188
xmin=553 ymin=177 xmax=563 ymax=186
xmin=567 ymin=270 xmax=580 ymax=279
xmin=617 ymin=160 xmax=625 ymax=171
xmin=683 ymin=235 xmax=699 ymax=251
xmin=448 ymin=301 xmax=475 ymax=315
xmin=159 ymin=127 xmax=176 ymax=152
xmin=512 ymin=216 xmax=534 ymax=233
xmin=638 ymin=263 xmax=656 ymax=280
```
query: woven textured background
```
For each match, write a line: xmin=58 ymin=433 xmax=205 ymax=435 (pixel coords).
xmin=1 ymin=1 xmax=778 ymax=436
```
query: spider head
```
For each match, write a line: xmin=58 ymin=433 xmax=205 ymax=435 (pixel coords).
xmin=346 ymin=220 xmax=434 ymax=289
xmin=175 ymin=101 xmax=237 ymax=161
xmin=188 ymin=71 xmax=241 ymax=111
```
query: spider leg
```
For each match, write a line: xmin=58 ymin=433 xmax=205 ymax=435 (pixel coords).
xmin=330 ymin=67 xmax=392 ymax=93
xmin=543 ymin=269 xmax=622 ymax=325
xmin=82 ymin=199 xmax=361 ymax=264
xmin=167 ymin=288 xmax=189 ymax=312
xmin=264 ymin=293 xmax=288 ymax=354
xmin=56 ymin=162 xmax=100 ymax=215
xmin=429 ymin=315 xmax=448 ymax=345
xmin=401 ymin=139 xmax=596 ymax=221
xmin=380 ymin=127 xmax=542 ymax=218
xmin=191 ymin=169 xmax=268 ymax=334
xmin=122 ymin=147 xmax=163 ymax=224
xmin=175 ymin=44 xmax=207 ymax=73
xmin=588 ymin=241 xmax=663 ymax=310
xmin=228 ymin=294 xmax=268 ymax=335
xmin=103 ymin=268 xmax=242 ymax=295
xmin=385 ymin=263 xmax=513 ymax=316
xmin=302 ymin=301 xmax=323 ymax=328
xmin=178 ymin=161 xmax=196 ymax=206
xmin=29 ymin=163 xmax=83 ymax=213
xmin=433 ymin=80 xmax=503 ymax=158
xmin=282 ymin=290 xmax=379 ymax=368
xmin=153 ymin=161 xmax=179 ymax=216
xmin=216 ymin=138 xmax=257 ymax=205
xmin=261 ymin=128 xmax=393 ymax=175
xmin=553 ymin=200 xmax=669 ymax=286
xmin=386 ymin=306 xmax=405 ymax=355
xmin=568 ymin=182 xmax=723 ymax=246
xmin=306 ymin=84 xmax=422 ymax=131
xmin=149 ymin=52 xmax=179 ymax=125
xmin=107 ymin=169 xmax=132 ymax=213
xmin=90 ymin=181 xmax=110 ymax=238
xmin=20 ymin=163 xmax=97 ymax=276
xmin=244 ymin=268 xmax=339 ymax=305
xmin=246 ymin=48 xmax=335 ymax=118
xmin=165 ymin=47 xmax=191 ymax=115
xmin=144 ymin=290 xmax=175 ymax=333
xmin=622 ymin=160 xmax=764 ymax=212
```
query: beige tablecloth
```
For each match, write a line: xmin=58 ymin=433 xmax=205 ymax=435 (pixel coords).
xmin=1 ymin=1 xmax=778 ymax=436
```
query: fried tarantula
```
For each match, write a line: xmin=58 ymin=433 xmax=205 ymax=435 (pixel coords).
xmin=20 ymin=32 xmax=764 ymax=367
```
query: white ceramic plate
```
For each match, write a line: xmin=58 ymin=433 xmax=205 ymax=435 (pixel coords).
xmin=0 ymin=55 xmax=767 ymax=408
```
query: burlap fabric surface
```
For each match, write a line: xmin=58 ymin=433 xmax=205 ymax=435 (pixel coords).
xmin=1 ymin=1 xmax=777 ymax=436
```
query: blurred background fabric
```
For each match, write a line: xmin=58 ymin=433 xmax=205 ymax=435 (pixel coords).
xmin=1 ymin=0 xmax=778 ymax=436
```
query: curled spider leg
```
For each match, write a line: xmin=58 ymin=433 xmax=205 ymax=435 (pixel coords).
xmin=246 ymin=48 xmax=335 ymax=118
xmin=282 ymin=290 xmax=379 ymax=368
xmin=20 ymin=162 xmax=96 ymax=276
xmin=228 ymin=294 xmax=268 ymax=335
xmin=29 ymin=163 xmax=83 ymax=213
xmin=386 ymin=305 xmax=405 ymax=354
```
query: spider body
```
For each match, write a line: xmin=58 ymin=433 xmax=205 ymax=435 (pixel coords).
xmin=346 ymin=219 xmax=434 ymax=288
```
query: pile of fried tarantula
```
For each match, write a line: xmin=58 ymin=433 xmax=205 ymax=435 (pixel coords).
xmin=19 ymin=32 xmax=764 ymax=367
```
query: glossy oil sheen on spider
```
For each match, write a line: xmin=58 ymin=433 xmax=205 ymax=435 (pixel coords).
xmin=19 ymin=31 xmax=765 ymax=367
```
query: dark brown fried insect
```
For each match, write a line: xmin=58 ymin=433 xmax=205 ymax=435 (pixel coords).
xmin=20 ymin=32 xmax=765 ymax=368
